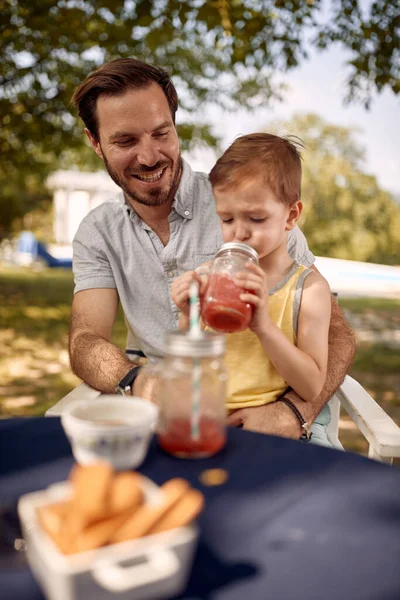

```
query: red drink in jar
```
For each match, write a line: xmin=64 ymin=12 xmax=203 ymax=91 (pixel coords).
xmin=155 ymin=331 xmax=227 ymax=459
xmin=158 ymin=416 xmax=226 ymax=458
xmin=201 ymin=242 xmax=259 ymax=333
xmin=202 ymin=273 xmax=252 ymax=333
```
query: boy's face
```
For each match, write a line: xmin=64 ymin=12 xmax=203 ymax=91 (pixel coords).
xmin=214 ymin=176 xmax=302 ymax=261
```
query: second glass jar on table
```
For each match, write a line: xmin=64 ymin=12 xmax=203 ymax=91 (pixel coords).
xmin=156 ymin=331 xmax=227 ymax=458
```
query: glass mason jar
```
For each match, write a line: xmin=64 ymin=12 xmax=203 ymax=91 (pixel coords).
xmin=201 ymin=242 xmax=259 ymax=333
xmin=156 ymin=331 xmax=227 ymax=458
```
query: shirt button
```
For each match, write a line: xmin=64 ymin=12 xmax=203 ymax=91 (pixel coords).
xmin=168 ymin=271 xmax=174 ymax=278
xmin=184 ymin=210 xmax=190 ymax=216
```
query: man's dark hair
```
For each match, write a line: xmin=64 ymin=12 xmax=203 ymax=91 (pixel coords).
xmin=71 ymin=58 xmax=178 ymax=141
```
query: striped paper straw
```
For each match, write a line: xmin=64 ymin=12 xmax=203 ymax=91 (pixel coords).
xmin=189 ymin=280 xmax=201 ymax=439
xmin=189 ymin=280 xmax=201 ymax=337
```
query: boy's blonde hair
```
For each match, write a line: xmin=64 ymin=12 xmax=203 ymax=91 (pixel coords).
xmin=209 ymin=133 xmax=303 ymax=207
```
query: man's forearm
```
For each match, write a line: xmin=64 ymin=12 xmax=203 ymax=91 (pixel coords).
xmin=284 ymin=296 xmax=356 ymax=424
xmin=69 ymin=333 xmax=135 ymax=394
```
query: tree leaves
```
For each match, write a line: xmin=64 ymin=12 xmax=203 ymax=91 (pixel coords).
xmin=315 ymin=0 xmax=400 ymax=107
xmin=281 ymin=113 xmax=400 ymax=264
xmin=1 ymin=0 xmax=398 ymax=230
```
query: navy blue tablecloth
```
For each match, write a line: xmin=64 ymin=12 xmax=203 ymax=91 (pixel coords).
xmin=1 ymin=417 xmax=400 ymax=600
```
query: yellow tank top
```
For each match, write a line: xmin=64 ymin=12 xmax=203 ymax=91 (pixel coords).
xmin=221 ymin=263 xmax=312 ymax=410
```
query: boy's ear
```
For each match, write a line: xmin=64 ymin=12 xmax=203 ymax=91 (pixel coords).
xmin=85 ymin=128 xmax=103 ymax=160
xmin=285 ymin=201 xmax=302 ymax=231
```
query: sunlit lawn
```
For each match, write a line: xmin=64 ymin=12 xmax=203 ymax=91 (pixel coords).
xmin=0 ymin=267 xmax=126 ymax=416
xmin=1 ymin=266 xmax=400 ymax=460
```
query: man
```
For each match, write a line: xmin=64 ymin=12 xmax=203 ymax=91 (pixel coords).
xmin=69 ymin=58 xmax=356 ymax=445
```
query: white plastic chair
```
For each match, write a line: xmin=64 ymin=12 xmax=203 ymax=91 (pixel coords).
xmin=327 ymin=376 xmax=400 ymax=464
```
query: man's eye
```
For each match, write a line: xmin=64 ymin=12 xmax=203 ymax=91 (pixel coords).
xmin=154 ymin=131 xmax=169 ymax=138
xmin=116 ymin=139 xmax=135 ymax=146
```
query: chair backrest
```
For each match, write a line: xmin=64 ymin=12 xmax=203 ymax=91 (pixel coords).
xmin=326 ymin=291 xmax=344 ymax=449
xmin=326 ymin=395 xmax=343 ymax=449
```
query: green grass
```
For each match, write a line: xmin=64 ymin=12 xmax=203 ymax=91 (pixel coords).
xmin=340 ymin=297 xmax=400 ymax=312
xmin=0 ymin=266 xmax=126 ymax=416
xmin=352 ymin=344 xmax=400 ymax=375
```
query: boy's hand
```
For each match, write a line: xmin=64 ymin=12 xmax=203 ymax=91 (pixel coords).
xmin=195 ymin=261 xmax=211 ymax=289
xmin=234 ymin=262 xmax=270 ymax=336
xmin=171 ymin=271 xmax=207 ymax=317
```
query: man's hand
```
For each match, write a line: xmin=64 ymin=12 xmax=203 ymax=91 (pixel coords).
xmin=227 ymin=402 xmax=303 ymax=439
xmin=132 ymin=367 xmax=161 ymax=406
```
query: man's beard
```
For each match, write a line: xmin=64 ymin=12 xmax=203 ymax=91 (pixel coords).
xmin=102 ymin=153 xmax=182 ymax=208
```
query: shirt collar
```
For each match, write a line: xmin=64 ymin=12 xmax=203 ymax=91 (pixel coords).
xmin=171 ymin=158 xmax=195 ymax=220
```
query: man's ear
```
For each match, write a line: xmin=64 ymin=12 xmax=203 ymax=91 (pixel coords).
xmin=286 ymin=201 xmax=302 ymax=231
xmin=85 ymin=128 xmax=103 ymax=160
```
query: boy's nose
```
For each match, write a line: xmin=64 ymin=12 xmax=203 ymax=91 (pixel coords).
xmin=234 ymin=224 xmax=250 ymax=242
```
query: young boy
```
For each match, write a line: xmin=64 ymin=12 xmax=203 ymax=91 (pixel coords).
xmin=171 ymin=133 xmax=331 ymax=423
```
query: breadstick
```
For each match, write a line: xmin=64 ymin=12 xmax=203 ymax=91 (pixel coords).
xmin=70 ymin=509 xmax=134 ymax=554
xmin=72 ymin=462 xmax=113 ymax=521
xmin=55 ymin=463 xmax=114 ymax=551
xmin=111 ymin=478 xmax=189 ymax=543
xmin=37 ymin=501 xmax=71 ymax=538
xmin=66 ymin=473 xmax=144 ymax=553
xmin=108 ymin=472 xmax=143 ymax=514
xmin=149 ymin=489 xmax=204 ymax=534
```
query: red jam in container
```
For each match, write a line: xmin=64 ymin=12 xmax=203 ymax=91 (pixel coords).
xmin=201 ymin=243 xmax=259 ymax=333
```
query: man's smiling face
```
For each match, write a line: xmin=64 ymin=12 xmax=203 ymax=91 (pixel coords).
xmin=86 ymin=82 xmax=181 ymax=208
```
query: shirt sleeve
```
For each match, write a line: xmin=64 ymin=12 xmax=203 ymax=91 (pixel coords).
xmin=73 ymin=216 xmax=116 ymax=294
xmin=287 ymin=226 xmax=315 ymax=267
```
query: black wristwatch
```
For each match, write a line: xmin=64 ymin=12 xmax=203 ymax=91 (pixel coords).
xmin=276 ymin=392 xmax=313 ymax=442
xmin=115 ymin=366 xmax=142 ymax=396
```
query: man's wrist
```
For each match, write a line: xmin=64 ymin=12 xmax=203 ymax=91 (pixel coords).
xmin=275 ymin=400 xmax=303 ymax=438
xmin=115 ymin=366 xmax=142 ymax=395
xmin=131 ymin=366 xmax=146 ymax=395
xmin=276 ymin=391 xmax=312 ymax=441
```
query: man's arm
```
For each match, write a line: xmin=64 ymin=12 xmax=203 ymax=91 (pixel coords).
xmin=227 ymin=294 xmax=357 ymax=438
xmin=69 ymin=288 xmax=135 ymax=393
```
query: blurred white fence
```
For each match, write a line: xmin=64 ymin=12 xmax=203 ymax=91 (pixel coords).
xmin=315 ymin=256 xmax=400 ymax=299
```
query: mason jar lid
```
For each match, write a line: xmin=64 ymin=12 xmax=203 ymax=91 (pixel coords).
xmin=164 ymin=331 xmax=226 ymax=358
xmin=215 ymin=242 xmax=259 ymax=264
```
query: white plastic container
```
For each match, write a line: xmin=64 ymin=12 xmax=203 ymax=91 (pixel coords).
xmin=61 ymin=396 xmax=158 ymax=470
xmin=18 ymin=478 xmax=199 ymax=600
